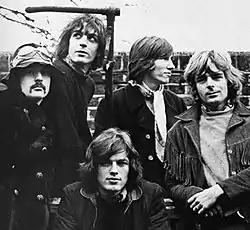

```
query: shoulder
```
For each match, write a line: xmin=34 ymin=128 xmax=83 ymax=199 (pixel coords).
xmin=113 ymin=84 xmax=128 ymax=97
xmin=63 ymin=181 xmax=83 ymax=198
xmin=140 ymin=179 xmax=164 ymax=197
xmin=164 ymin=89 xmax=184 ymax=103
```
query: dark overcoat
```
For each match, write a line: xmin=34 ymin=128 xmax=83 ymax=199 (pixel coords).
xmin=0 ymin=90 xmax=56 ymax=230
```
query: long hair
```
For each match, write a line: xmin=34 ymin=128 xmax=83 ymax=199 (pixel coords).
xmin=55 ymin=14 xmax=106 ymax=70
xmin=79 ymin=128 xmax=143 ymax=193
xmin=128 ymin=36 xmax=173 ymax=83
xmin=184 ymin=50 xmax=244 ymax=103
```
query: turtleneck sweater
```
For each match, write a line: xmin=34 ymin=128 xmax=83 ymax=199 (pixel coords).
xmin=199 ymin=105 xmax=233 ymax=186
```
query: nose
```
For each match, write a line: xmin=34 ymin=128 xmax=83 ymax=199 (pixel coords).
xmin=34 ymin=72 xmax=43 ymax=82
xmin=206 ymin=76 xmax=215 ymax=88
xmin=166 ymin=59 xmax=175 ymax=70
xmin=110 ymin=162 xmax=118 ymax=176
xmin=79 ymin=35 xmax=88 ymax=47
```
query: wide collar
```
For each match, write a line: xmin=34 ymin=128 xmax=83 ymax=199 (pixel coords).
xmin=80 ymin=184 xmax=143 ymax=205
xmin=176 ymin=101 xmax=250 ymax=135
xmin=124 ymin=84 xmax=176 ymax=114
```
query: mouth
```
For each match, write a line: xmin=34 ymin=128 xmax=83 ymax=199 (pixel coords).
xmin=76 ymin=50 xmax=88 ymax=56
xmin=206 ymin=91 xmax=219 ymax=97
xmin=163 ymin=72 xmax=172 ymax=77
xmin=30 ymin=85 xmax=46 ymax=93
xmin=107 ymin=178 xmax=121 ymax=183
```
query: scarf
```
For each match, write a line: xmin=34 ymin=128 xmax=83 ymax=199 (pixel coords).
xmin=129 ymin=81 xmax=167 ymax=162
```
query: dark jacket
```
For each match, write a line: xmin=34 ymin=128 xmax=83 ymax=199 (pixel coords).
xmin=94 ymin=84 xmax=187 ymax=187
xmin=52 ymin=59 xmax=94 ymax=194
xmin=0 ymin=90 xmax=55 ymax=194
xmin=53 ymin=58 xmax=93 ymax=153
xmin=164 ymin=101 xmax=250 ymax=229
xmin=0 ymin=90 xmax=56 ymax=230
xmin=53 ymin=179 xmax=170 ymax=230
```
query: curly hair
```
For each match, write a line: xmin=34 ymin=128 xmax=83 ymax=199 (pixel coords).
xmin=55 ymin=14 xmax=106 ymax=70
xmin=184 ymin=50 xmax=244 ymax=103
xmin=128 ymin=36 xmax=173 ymax=83
xmin=79 ymin=128 xmax=143 ymax=193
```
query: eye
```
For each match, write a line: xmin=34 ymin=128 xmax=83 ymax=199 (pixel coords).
xmin=117 ymin=160 xmax=129 ymax=167
xmin=87 ymin=34 xmax=98 ymax=42
xmin=196 ymin=75 xmax=206 ymax=83
xmin=41 ymin=69 xmax=50 ymax=76
xmin=72 ymin=31 xmax=82 ymax=39
xmin=212 ymin=73 xmax=224 ymax=80
xmin=99 ymin=161 xmax=111 ymax=167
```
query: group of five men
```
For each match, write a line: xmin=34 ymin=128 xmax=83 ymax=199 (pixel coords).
xmin=0 ymin=12 xmax=250 ymax=230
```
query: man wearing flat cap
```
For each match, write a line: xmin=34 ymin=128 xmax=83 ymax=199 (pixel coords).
xmin=0 ymin=43 xmax=60 ymax=230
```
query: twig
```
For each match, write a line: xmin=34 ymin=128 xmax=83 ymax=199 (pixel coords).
xmin=0 ymin=5 xmax=34 ymax=22
xmin=69 ymin=0 xmax=79 ymax=6
xmin=0 ymin=12 xmax=56 ymax=42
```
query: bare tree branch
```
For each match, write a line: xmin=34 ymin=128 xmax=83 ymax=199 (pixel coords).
xmin=69 ymin=0 xmax=79 ymax=6
xmin=0 ymin=12 xmax=56 ymax=43
xmin=0 ymin=5 xmax=34 ymax=22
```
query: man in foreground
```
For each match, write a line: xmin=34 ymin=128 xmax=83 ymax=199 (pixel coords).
xmin=53 ymin=128 xmax=170 ymax=230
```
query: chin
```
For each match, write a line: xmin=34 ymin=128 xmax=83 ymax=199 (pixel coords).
xmin=104 ymin=185 xmax=121 ymax=192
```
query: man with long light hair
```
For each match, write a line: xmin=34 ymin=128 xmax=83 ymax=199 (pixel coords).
xmin=164 ymin=50 xmax=250 ymax=229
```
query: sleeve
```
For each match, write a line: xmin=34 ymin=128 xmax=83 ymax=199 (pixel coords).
xmin=148 ymin=185 xmax=170 ymax=230
xmin=52 ymin=186 xmax=78 ymax=230
xmin=164 ymin=123 xmax=203 ymax=208
xmin=217 ymin=167 xmax=250 ymax=204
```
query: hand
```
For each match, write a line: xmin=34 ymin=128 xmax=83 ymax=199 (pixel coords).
xmin=204 ymin=204 xmax=224 ymax=218
xmin=187 ymin=184 xmax=224 ymax=214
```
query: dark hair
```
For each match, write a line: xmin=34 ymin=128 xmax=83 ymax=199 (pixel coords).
xmin=79 ymin=128 xmax=143 ymax=193
xmin=128 ymin=36 xmax=173 ymax=83
xmin=55 ymin=14 xmax=106 ymax=70
xmin=184 ymin=50 xmax=244 ymax=103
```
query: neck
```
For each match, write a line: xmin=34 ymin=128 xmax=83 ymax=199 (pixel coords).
xmin=65 ymin=55 xmax=90 ymax=74
xmin=203 ymin=101 xmax=228 ymax=112
xmin=142 ymin=79 xmax=160 ymax=92
xmin=98 ymin=187 xmax=127 ymax=203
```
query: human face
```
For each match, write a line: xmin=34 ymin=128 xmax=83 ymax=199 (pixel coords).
xmin=20 ymin=64 xmax=51 ymax=104
xmin=195 ymin=60 xmax=228 ymax=111
xmin=68 ymin=23 xmax=99 ymax=70
xmin=97 ymin=151 xmax=129 ymax=196
xmin=144 ymin=57 xmax=175 ymax=90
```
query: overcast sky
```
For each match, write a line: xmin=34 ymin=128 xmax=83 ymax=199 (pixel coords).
xmin=0 ymin=0 xmax=250 ymax=52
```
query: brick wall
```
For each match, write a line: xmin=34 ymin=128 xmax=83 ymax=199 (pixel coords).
xmin=88 ymin=52 xmax=250 ymax=131
xmin=0 ymin=51 xmax=250 ymax=132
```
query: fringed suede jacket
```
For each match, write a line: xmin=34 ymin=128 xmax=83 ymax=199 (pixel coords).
xmin=164 ymin=101 xmax=250 ymax=225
